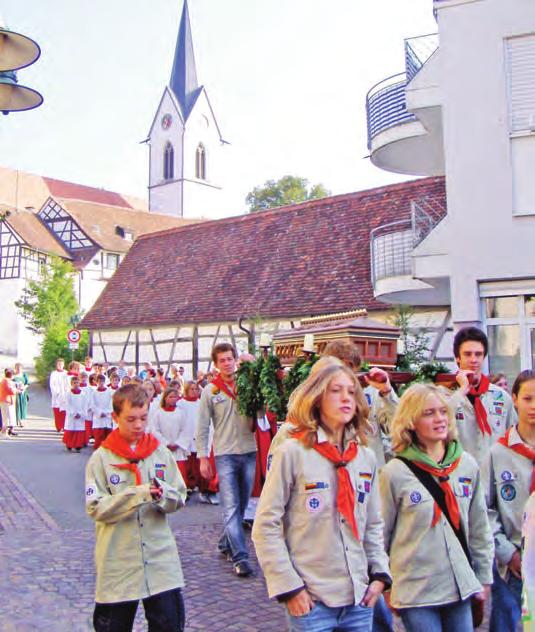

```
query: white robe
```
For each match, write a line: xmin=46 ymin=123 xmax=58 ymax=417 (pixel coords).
xmin=49 ymin=370 xmax=70 ymax=411
xmin=64 ymin=391 xmax=87 ymax=432
xmin=91 ymin=388 xmax=113 ymax=430
xmin=150 ymin=407 xmax=189 ymax=461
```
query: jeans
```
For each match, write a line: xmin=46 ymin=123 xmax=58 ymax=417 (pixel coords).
xmin=399 ymin=598 xmax=472 ymax=632
xmin=286 ymin=602 xmax=373 ymax=632
xmin=93 ymin=587 xmax=185 ymax=632
xmin=489 ymin=563 xmax=522 ymax=632
xmin=372 ymin=595 xmax=394 ymax=632
xmin=215 ymin=451 xmax=256 ymax=564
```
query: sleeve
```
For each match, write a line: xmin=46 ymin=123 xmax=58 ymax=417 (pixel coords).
xmin=487 ymin=451 xmax=517 ymax=566
xmin=363 ymin=459 xmax=392 ymax=584
xmin=467 ymin=464 xmax=494 ymax=584
xmin=195 ymin=388 xmax=213 ymax=458
xmin=152 ymin=448 xmax=187 ymax=514
xmin=504 ymin=394 xmax=518 ymax=430
xmin=251 ymin=443 xmax=305 ymax=599
xmin=378 ymin=464 xmax=399 ymax=556
xmin=85 ymin=452 xmax=153 ymax=524
xmin=174 ymin=409 xmax=192 ymax=452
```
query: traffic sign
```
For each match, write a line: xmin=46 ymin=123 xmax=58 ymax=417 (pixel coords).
xmin=68 ymin=342 xmax=79 ymax=350
xmin=67 ymin=328 xmax=81 ymax=344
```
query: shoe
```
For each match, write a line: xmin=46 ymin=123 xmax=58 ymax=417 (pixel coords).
xmin=242 ymin=519 xmax=254 ymax=530
xmin=88 ymin=438 xmax=95 ymax=445
xmin=208 ymin=493 xmax=220 ymax=505
xmin=7 ymin=428 xmax=18 ymax=436
xmin=75 ymin=448 xmax=81 ymax=453
xmin=234 ymin=560 xmax=254 ymax=577
xmin=219 ymin=548 xmax=232 ymax=561
xmin=199 ymin=493 xmax=211 ymax=504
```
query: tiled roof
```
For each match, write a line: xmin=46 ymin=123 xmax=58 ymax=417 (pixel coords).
xmin=81 ymin=176 xmax=446 ymax=331
xmin=6 ymin=207 xmax=71 ymax=258
xmin=44 ymin=177 xmax=134 ymax=208
xmin=58 ymin=200 xmax=200 ymax=253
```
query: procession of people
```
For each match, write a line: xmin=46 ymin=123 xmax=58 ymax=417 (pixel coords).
xmin=1 ymin=326 xmax=531 ymax=631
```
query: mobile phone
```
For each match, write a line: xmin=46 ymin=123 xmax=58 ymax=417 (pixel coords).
xmin=151 ymin=477 xmax=161 ymax=489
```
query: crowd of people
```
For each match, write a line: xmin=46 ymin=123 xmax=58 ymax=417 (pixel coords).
xmin=40 ymin=331 xmax=534 ymax=631
xmin=0 ymin=363 xmax=30 ymax=438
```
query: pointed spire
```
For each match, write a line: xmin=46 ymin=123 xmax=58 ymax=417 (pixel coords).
xmin=170 ymin=0 xmax=201 ymax=120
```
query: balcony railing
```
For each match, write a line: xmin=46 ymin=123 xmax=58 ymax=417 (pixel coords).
xmin=370 ymin=196 xmax=446 ymax=285
xmin=366 ymin=73 xmax=415 ymax=149
xmin=404 ymin=33 xmax=439 ymax=82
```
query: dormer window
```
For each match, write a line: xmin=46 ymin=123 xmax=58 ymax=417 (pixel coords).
xmin=164 ymin=142 xmax=174 ymax=181
xmin=195 ymin=143 xmax=206 ymax=180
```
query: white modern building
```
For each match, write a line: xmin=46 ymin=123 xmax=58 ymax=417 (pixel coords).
xmin=147 ymin=0 xmax=227 ymax=219
xmin=365 ymin=0 xmax=535 ymax=381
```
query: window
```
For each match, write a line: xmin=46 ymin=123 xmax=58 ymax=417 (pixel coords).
xmin=105 ymin=253 xmax=120 ymax=270
xmin=506 ymin=35 xmax=535 ymax=133
xmin=163 ymin=142 xmax=174 ymax=181
xmin=195 ymin=143 xmax=206 ymax=180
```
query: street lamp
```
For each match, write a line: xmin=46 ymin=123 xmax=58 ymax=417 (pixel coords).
xmin=0 ymin=21 xmax=43 ymax=115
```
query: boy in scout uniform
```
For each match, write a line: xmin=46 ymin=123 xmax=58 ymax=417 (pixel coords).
xmin=450 ymin=327 xmax=516 ymax=471
xmin=487 ymin=369 xmax=535 ymax=632
xmin=86 ymin=383 xmax=187 ymax=631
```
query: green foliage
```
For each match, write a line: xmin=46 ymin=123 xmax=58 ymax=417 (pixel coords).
xmin=282 ymin=355 xmax=319 ymax=411
xmin=246 ymin=175 xmax=330 ymax=213
xmin=34 ymin=322 xmax=89 ymax=383
xmin=236 ymin=356 xmax=265 ymax=418
xmin=391 ymin=305 xmax=429 ymax=371
xmin=259 ymin=353 xmax=285 ymax=421
xmin=15 ymin=257 xmax=79 ymax=335
xmin=414 ymin=361 xmax=450 ymax=384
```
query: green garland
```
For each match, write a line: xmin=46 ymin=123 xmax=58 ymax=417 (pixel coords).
xmin=236 ymin=356 xmax=264 ymax=418
xmin=282 ymin=354 xmax=319 ymax=411
xmin=259 ymin=353 xmax=285 ymax=421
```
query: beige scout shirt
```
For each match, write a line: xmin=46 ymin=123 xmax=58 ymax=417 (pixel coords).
xmin=449 ymin=383 xmax=516 ymax=470
xmin=252 ymin=428 xmax=390 ymax=608
xmin=86 ymin=442 xmax=187 ymax=603
xmin=364 ymin=387 xmax=397 ymax=468
xmin=379 ymin=452 xmax=493 ymax=609
xmin=196 ymin=382 xmax=256 ymax=458
xmin=487 ymin=425 xmax=533 ymax=577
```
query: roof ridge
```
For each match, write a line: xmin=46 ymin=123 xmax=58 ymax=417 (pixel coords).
xmin=137 ymin=176 xmax=445 ymax=242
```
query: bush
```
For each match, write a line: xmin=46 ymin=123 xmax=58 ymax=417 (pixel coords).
xmin=35 ymin=322 xmax=89 ymax=384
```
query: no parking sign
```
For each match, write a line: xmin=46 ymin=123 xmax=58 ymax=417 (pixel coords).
xmin=67 ymin=328 xmax=81 ymax=349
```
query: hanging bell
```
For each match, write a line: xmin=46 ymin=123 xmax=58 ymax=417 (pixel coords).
xmin=0 ymin=70 xmax=43 ymax=115
xmin=0 ymin=26 xmax=41 ymax=72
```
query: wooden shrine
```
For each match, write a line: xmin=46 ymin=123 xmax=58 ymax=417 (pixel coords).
xmin=273 ymin=309 xmax=400 ymax=368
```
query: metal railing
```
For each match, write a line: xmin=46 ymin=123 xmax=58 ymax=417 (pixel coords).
xmin=405 ymin=33 xmax=439 ymax=82
xmin=370 ymin=196 xmax=446 ymax=285
xmin=366 ymin=73 xmax=415 ymax=149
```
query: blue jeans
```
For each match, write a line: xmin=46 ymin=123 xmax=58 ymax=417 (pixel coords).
xmin=489 ymin=563 xmax=522 ymax=632
xmin=286 ymin=602 xmax=373 ymax=632
xmin=372 ymin=595 xmax=393 ymax=632
xmin=399 ymin=599 xmax=472 ymax=632
xmin=215 ymin=452 xmax=256 ymax=564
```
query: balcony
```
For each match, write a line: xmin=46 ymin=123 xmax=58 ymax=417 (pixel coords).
xmin=366 ymin=34 xmax=443 ymax=176
xmin=370 ymin=196 xmax=450 ymax=305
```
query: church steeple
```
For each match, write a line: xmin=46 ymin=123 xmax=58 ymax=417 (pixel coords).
xmin=170 ymin=0 xmax=201 ymax=121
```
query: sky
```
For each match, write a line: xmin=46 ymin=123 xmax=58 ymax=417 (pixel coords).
xmin=0 ymin=0 xmax=438 ymax=216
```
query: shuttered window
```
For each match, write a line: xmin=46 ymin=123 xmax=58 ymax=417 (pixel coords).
xmin=506 ymin=34 xmax=535 ymax=132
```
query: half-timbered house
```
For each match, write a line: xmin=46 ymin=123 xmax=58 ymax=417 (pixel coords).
xmin=80 ymin=176 xmax=454 ymax=378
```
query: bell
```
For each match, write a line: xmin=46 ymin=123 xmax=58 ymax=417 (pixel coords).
xmin=0 ymin=70 xmax=43 ymax=114
xmin=0 ymin=26 xmax=41 ymax=72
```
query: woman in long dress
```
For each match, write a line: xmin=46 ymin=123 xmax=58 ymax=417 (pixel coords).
xmin=13 ymin=362 xmax=29 ymax=427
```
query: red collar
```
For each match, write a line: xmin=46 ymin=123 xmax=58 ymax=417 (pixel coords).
xmin=97 ymin=387 xmax=107 ymax=392
xmin=163 ymin=405 xmax=176 ymax=412
xmin=71 ymin=388 xmax=81 ymax=394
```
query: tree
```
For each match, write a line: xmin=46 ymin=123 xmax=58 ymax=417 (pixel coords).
xmin=15 ymin=257 xmax=79 ymax=335
xmin=246 ymin=175 xmax=330 ymax=212
xmin=15 ymin=256 xmax=88 ymax=382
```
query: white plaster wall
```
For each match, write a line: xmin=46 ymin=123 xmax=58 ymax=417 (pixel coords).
xmin=0 ymin=278 xmax=41 ymax=364
xmin=436 ymin=0 xmax=535 ymax=325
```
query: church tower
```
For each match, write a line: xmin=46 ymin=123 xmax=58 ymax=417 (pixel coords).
xmin=147 ymin=1 xmax=226 ymax=219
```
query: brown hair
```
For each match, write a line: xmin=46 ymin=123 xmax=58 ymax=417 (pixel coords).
xmin=183 ymin=380 xmax=199 ymax=398
xmin=211 ymin=342 xmax=237 ymax=363
xmin=512 ymin=370 xmax=535 ymax=397
xmin=112 ymin=384 xmax=148 ymax=416
xmin=287 ymin=358 xmax=369 ymax=448
xmin=322 ymin=340 xmax=362 ymax=371
xmin=160 ymin=386 xmax=180 ymax=409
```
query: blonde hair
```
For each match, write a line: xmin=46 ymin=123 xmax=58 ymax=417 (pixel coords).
xmin=288 ymin=358 xmax=369 ymax=448
xmin=390 ymin=383 xmax=457 ymax=452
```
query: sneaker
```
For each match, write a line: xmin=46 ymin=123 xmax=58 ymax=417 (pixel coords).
xmin=234 ymin=560 xmax=254 ymax=577
xmin=198 ymin=493 xmax=211 ymax=504
xmin=88 ymin=438 xmax=95 ymax=445
xmin=208 ymin=493 xmax=220 ymax=505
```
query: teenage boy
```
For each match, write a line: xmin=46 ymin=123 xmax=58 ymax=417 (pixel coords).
xmin=49 ymin=358 xmax=69 ymax=432
xmin=196 ymin=343 xmax=257 ymax=577
xmin=451 ymin=327 xmax=516 ymax=469
xmin=86 ymin=383 xmax=187 ymax=631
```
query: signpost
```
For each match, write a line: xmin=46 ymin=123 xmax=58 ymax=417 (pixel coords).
xmin=67 ymin=329 xmax=81 ymax=358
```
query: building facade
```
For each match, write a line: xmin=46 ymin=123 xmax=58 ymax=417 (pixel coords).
xmin=365 ymin=0 xmax=535 ymax=382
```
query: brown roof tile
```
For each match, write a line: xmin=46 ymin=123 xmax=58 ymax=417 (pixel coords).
xmin=80 ymin=177 xmax=446 ymax=331
xmin=6 ymin=207 xmax=71 ymax=258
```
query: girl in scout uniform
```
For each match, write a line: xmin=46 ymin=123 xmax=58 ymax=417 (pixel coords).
xmin=379 ymin=383 xmax=493 ymax=632
xmin=488 ymin=370 xmax=535 ymax=632
xmin=252 ymin=359 xmax=391 ymax=632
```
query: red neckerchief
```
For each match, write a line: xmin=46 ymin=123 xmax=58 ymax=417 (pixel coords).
xmin=67 ymin=371 xmax=79 ymax=377
xmin=97 ymin=386 xmax=107 ymax=392
xmin=184 ymin=396 xmax=199 ymax=402
xmin=211 ymin=374 xmax=236 ymax=400
xmin=163 ymin=405 xmax=176 ymax=412
xmin=109 ymin=385 xmax=119 ymax=390
xmin=411 ymin=458 xmax=462 ymax=529
xmin=71 ymin=388 xmax=81 ymax=394
xmin=102 ymin=430 xmax=160 ymax=485
xmin=294 ymin=430 xmax=360 ymax=540
xmin=467 ymin=374 xmax=492 ymax=436
xmin=499 ymin=427 xmax=535 ymax=494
